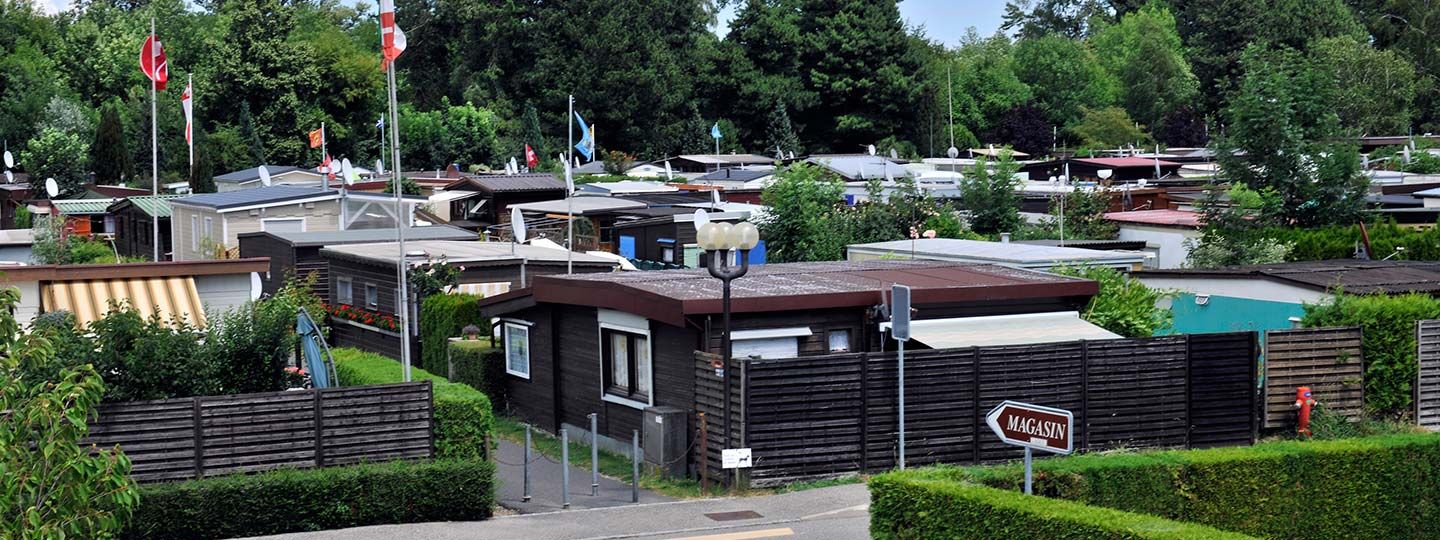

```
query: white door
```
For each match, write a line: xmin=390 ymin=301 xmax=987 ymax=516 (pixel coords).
xmin=262 ymin=218 xmax=306 ymax=233
xmin=731 ymin=337 xmax=799 ymax=360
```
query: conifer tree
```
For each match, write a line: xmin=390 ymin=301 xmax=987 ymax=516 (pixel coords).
xmin=91 ymin=101 xmax=132 ymax=185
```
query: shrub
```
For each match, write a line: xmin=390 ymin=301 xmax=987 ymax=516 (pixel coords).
xmin=870 ymin=472 xmax=1253 ymax=540
xmin=1268 ymin=220 xmax=1440 ymax=262
xmin=946 ymin=434 xmax=1440 ymax=539
xmin=333 ymin=348 xmax=493 ymax=460
xmin=450 ymin=340 xmax=505 ymax=411
xmin=419 ymin=293 xmax=483 ymax=373
xmin=1302 ymin=292 xmax=1440 ymax=417
xmin=124 ymin=459 xmax=494 ymax=539
xmin=1051 ymin=266 xmax=1172 ymax=337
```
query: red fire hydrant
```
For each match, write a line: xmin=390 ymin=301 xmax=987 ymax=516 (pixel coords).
xmin=1295 ymin=386 xmax=1316 ymax=437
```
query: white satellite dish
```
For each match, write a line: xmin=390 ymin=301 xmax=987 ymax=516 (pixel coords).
xmin=375 ymin=159 xmax=385 ymax=176
xmin=44 ymin=178 xmax=58 ymax=198
xmin=2 ymin=150 xmax=11 ymax=169
xmin=1097 ymin=169 xmax=1113 ymax=180
xmin=511 ymin=206 xmax=527 ymax=243
xmin=867 ymin=144 xmax=877 ymax=156
xmin=341 ymin=158 xmax=356 ymax=184
xmin=664 ymin=160 xmax=673 ymax=180
xmin=249 ymin=272 xmax=263 ymax=301
xmin=787 ymin=150 xmax=795 ymax=160
xmin=257 ymin=165 xmax=272 ymax=187
xmin=947 ymin=146 xmax=960 ymax=159
xmin=3 ymin=171 xmax=11 ymax=184
xmin=510 ymin=156 xmax=519 ymax=175
xmin=890 ymin=148 xmax=898 ymax=160
xmin=692 ymin=209 xmax=710 ymax=231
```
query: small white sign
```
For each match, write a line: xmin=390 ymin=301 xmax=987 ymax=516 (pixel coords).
xmin=721 ymin=448 xmax=752 ymax=469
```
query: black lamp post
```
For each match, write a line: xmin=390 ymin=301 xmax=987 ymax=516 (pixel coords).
xmin=699 ymin=220 xmax=759 ymax=484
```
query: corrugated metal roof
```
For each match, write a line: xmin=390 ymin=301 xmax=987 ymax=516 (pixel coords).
xmin=250 ymin=225 xmax=476 ymax=247
xmin=846 ymin=238 xmax=1145 ymax=267
xmin=1103 ymin=209 xmax=1202 ymax=228
xmin=171 ymin=186 xmax=339 ymax=210
xmin=1136 ymin=260 xmax=1440 ymax=295
xmin=322 ymin=240 xmax=617 ymax=266
xmin=805 ymin=155 xmax=908 ymax=180
xmin=44 ymin=276 xmax=206 ymax=327
xmin=51 ymin=198 xmax=119 ymax=215
xmin=114 ymin=195 xmax=183 ymax=217
xmin=509 ymin=197 xmax=648 ymax=215
xmin=1076 ymin=157 xmax=1183 ymax=168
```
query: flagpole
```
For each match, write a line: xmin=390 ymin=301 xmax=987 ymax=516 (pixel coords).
xmin=567 ymin=94 xmax=574 ymax=275
xmin=150 ymin=18 xmax=160 ymax=262
xmin=320 ymin=122 xmax=328 ymax=190
xmin=384 ymin=17 xmax=412 ymax=383
xmin=187 ymin=73 xmax=193 ymax=172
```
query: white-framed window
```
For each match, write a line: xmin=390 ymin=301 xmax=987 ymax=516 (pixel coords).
xmin=365 ymin=283 xmax=378 ymax=309
xmin=336 ymin=278 xmax=353 ymax=305
xmin=661 ymin=246 xmax=675 ymax=263
xmin=191 ymin=215 xmax=199 ymax=251
xmin=597 ymin=309 xmax=652 ymax=408
xmin=504 ymin=322 xmax=531 ymax=379
xmin=730 ymin=327 xmax=811 ymax=360
xmin=203 ymin=217 xmax=213 ymax=244
xmin=828 ymin=330 xmax=852 ymax=353
xmin=262 ymin=217 xmax=306 ymax=233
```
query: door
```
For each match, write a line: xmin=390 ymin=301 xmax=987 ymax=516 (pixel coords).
xmin=618 ymin=235 xmax=636 ymax=259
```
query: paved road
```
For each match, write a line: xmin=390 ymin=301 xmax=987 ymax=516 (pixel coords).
xmin=492 ymin=438 xmax=673 ymax=513
xmin=245 ymin=483 xmax=871 ymax=540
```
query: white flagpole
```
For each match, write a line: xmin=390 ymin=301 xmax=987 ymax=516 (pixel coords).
xmin=567 ymin=95 xmax=574 ymax=275
xmin=320 ymin=122 xmax=328 ymax=189
xmin=384 ymin=10 xmax=412 ymax=383
xmin=150 ymin=18 xmax=160 ymax=262
xmin=187 ymin=73 xmax=193 ymax=172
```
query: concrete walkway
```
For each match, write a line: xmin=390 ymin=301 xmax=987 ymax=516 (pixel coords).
xmin=493 ymin=437 xmax=673 ymax=513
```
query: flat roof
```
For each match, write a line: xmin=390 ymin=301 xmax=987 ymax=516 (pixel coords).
xmin=675 ymin=154 xmax=777 ymax=165
xmin=239 ymin=225 xmax=476 ymax=247
xmin=510 ymin=197 xmax=648 ymax=215
xmin=0 ymin=229 xmax=34 ymax=246
xmin=321 ymin=240 xmax=618 ymax=267
xmin=1075 ymin=157 xmax=1184 ymax=168
xmin=1135 ymin=259 xmax=1440 ymax=295
xmin=847 ymin=239 xmax=1146 ymax=266
xmin=484 ymin=260 xmax=1098 ymax=327
xmin=447 ymin=173 xmax=566 ymax=193
xmin=171 ymin=186 xmax=340 ymax=211
xmin=51 ymin=198 xmax=119 ymax=215
xmin=0 ymin=258 xmax=269 ymax=283
xmin=1103 ymin=209 xmax=1202 ymax=228
xmin=215 ymin=166 xmax=318 ymax=184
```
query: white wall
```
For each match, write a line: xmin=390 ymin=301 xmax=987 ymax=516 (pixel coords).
xmin=195 ymin=273 xmax=255 ymax=316
xmin=1115 ymin=224 xmax=1201 ymax=269
xmin=172 ymin=200 xmax=342 ymax=261
xmin=12 ymin=280 xmax=41 ymax=327
xmin=1134 ymin=276 xmax=1331 ymax=305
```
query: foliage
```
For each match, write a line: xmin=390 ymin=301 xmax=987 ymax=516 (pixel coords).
xmin=449 ymin=341 xmax=505 ymax=413
xmin=408 ymin=256 xmax=463 ymax=299
xmin=943 ymin=33 xmax=1031 ymax=146
xmin=1186 ymin=184 xmax=1292 ymax=268
xmin=21 ymin=128 xmax=90 ymax=197
xmin=1090 ymin=2 xmax=1199 ymax=128
xmin=68 ymin=237 xmax=119 ymax=265
xmin=959 ymin=150 xmax=1023 ymax=235
xmin=12 ymin=206 xmax=31 ymax=230
xmin=1302 ymin=293 xmax=1440 ymax=417
xmin=1042 ymin=185 xmax=1117 ymax=240
xmin=189 ymin=126 xmax=217 ymax=193
xmin=758 ymin=163 xmax=849 ymax=262
xmin=1267 ymin=220 xmax=1440 ymax=261
xmin=419 ymin=293 xmax=484 ymax=375
xmin=763 ymin=100 xmax=802 ymax=158
xmin=86 ymin=304 xmax=214 ymax=401
xmin=1310 ymin=36 xmax=1417 ymax=135
xmin=29 ymin=216 xmax=66 ymax=266
xmin=982 ymin=104 xmax=1051 ymax=157
xmin=1156 ymin=105 xmax=1208 ymax=148
xmin=1070 ymin=106 xmax=1149 ymax=149
xmin=1 ymin=288 xmax=139 ymax=539
xmin=382 ymin=176 xmax=421 ymax=196
xmin=92 ymin=100 xmax=134 ymax=185
xmin=870 ymin=473 xmax=1252 ymax=540
xmin=1013 ymin=34 xmax=1118 ymax=129
xmin=1052 ymin=266 xmax=1172 ymax=337
xmin=332 ymin=348 xmax=494 ymax=460
xmin=1001 ymin=0 xmax=1125 ymax=39
xmin=399 ymin=101 xmax=503 ymax=170
xmin=601 ymin=149 xmax=635 ymax=175
xmin=123 ymin=459 xmax=494 ymax=540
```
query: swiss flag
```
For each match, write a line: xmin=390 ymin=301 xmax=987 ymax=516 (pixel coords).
xmin=525 ymin=144 xmax=538 ymax=169
xmin=139 ymin=34 xmax=168 ymax=91
xmin=322 ymin=154 xmax=335 ymax=180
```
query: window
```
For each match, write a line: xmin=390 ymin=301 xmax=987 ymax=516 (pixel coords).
xmin=365 ymin=283 xmax=378 ymax=309
xmin=191 ymin=215 xmax=199 ymax=251
xmin=203 ymin=217 xmax=213 ymax=244
xmin=505 ymin=322 xmax=530 ymax=378
xmin=336 ymin=278 xmax=353 ymax=305
xmin=661 ymin=246 xmax=675 ymax=263
xmin=601 ymin=328 xmax=651 ymax=404
xmin=828 ymin=330 xmax=852 ymax=353
xmin=262 ymin=218 xmax=305 ymax=233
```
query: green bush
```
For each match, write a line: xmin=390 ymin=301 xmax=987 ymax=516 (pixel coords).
xmin=124 ymin=459 xmax=495 ymax=539
xmin=1267 ymin=220 xmax=1440 ymax=262
xmin=942 ymin=434 xmax=1440 ymax=539
xmin=1302 ymin=293 xmax=1440 ymax=416
xmin=333 ymin=348 xmax=493 ymax=460
xmin=1051 ymin=266 xmax=1173 ymax=337
xmin=870 ymin=472 xmax=1254 ymax=540
xmin=450 ymin=340 xmax=505 ymax=411
xmin=419 ymin=293 xmax=483 ymax=373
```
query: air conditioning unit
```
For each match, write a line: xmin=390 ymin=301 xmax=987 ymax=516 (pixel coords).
xmin=642 ymin=406 xmax=688 ymax=478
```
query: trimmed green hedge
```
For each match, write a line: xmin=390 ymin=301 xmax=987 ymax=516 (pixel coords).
xmin=1301 ymin=293 xmax=1440 ymax=416
xmin=450 ymin=340 xmax=505 ymax=411
xmin=945 ymin=434 xmax=1440 ymax=539
xmin=333 ymin=348 xmax=493 ymax=460
xmin=419 ymin=293 xmax=483 ymax=373
xmin=124 ymin=459 xmax=494 ymax=539
xmin=870 ymin=472 xmax=1254 ymax=540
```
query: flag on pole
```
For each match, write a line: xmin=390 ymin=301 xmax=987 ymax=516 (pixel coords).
xmin=308 ymin=129 xmax=324 ymax=149
xmin=710 ymin=122 xmax=722 ymax=140
xmin=139 ymin=33 xmax=169 ymax=91
xmin=561 ymin=153 xmax=574 ymax=194
xmin=181 ymin=76 xmax=193 ymax=166
xmin=322 ymin=154 xmax=335 ymax=181
xmin=376 ymin=116 xmax=385 ymax=130
xmin=573 ymin=112 xmax=593 ymax=160
xmin=379 ymin=0 xmax=407 ymax=71
xmin=525 ymin=144 xmax=538 ymax=169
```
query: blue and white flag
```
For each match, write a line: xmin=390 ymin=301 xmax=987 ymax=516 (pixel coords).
xmin=710 ymin=122 xmax=722 ymax=140
xmin=376 ymin=116 xmax=384 ymax=130
xmin=574 ymin=111 xmax=594 ymax=161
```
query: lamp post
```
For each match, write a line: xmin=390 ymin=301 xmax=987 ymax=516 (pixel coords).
xmin=698 ymin=220 xmax=760 ymax=489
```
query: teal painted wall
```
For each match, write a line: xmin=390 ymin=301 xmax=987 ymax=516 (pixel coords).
xmin=1163 ymin=293 xmax=1306 ymax=337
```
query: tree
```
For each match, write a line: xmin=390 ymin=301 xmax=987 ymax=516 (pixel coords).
xmin=1156 ymin=105 xmax=1208 ymax=148
xmin=959 ymin=150 xmax=1023 ymax=235
xmin=1051 ymin=265 xmax=1172 ymax=337
xmin=983 ymin=104 xmax=1052 ymax=156
xmin=92 ymin=100 xmax=133 ymax=185
xmin=1185 ymin=184 xmax=1293 ymax=268
xmin=1071 ymin=106 xmax=1149 ymax=149
xmin=383 ymin=176 xmax=421 ymax=196
xmin=758 ymin=163 xmax=848 ymax=262
xmin=1001 ymin=0 xmax=1123 ymax=39
xmin=1045 ymin=185 xmax=1117 ymax=240
xmin=1 ymin=285 xmax=139 ymax=539
xmin=238 ymin=101 xmax=265 ymax=167
xmin=519 ymin=103 xmax=546 ymax=164
xmin=190 ymin=126 xmax=217 ymax=193
xmin=1012 ymin=34 xmax=1118 ymax=128
xmin=1090 ymin=2 xmax=1198 ymax=128
xmin=1310 ymin=36 xmax=1417 ymax=135
xmin=1351 ymin=0 xmax=1440 ymax=130
xmin=21 ymin=128 xmax=90 ymax=197
xmin=763 ymin=101 xmax=801 ymax=157
xmin=601 ymin=150 xmax=635 ymax=175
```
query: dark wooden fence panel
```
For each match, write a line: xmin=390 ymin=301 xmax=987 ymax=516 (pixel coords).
xmin=1263 ymin=327 xmax=1364 ymax=430
xmin=85 ymin=382 xmax=434 ymax=483
xmin=1186 ymin=332 xmax=1260 ymax=448
xmin=1085 ymin=337 xmax=1189 ymax=450
xmin=975 ymin=342 xmax=1088 ymax=464
xmin=694 ymin=352 xmax=744 ymax=484
xmin=1417 ymin=321 xmax=1440 ymax=430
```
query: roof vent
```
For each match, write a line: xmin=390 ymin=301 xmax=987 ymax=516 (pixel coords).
xmin=1000 ymin=233 xmax=1011 ymax=244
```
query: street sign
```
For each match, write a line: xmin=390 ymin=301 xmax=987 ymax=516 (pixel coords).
xmin=985 ymin=400 xmax=1074 ymax=455
xmin=721 ymin=448 xmax=752 ymax=469
xmin=891 ymin=284 xmax=911 ymax=341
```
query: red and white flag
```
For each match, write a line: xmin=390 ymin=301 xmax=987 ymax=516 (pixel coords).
xmin=181 ymin=78 xmax=193 ymax=162
xmin=380 ymin=0 xmax=407 ymax=71
xmin=139 ymin=33 xmax=168 ymax=91
xmin=322 ymin=154 xmax=335 ymax=180
xmin=525 ymin=144 xmax=538 ymax=169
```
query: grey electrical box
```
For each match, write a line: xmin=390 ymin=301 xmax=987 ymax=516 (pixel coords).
xmin=892 ymin=284 xmax=911 ymax=341
xmin=643 ymin=406 xmax=688 ymax=478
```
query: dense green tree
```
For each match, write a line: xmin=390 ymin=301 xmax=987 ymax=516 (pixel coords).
xmin=1013 ymin=34 xmax=1118 ymax=128
xmin=21 ymin=128 xmax=90 ymax=197
xmin=959 ymin=150 xmax=1023 ymax=234
xmin=1071 ymin=106 xmax=1150 ymax=149
xmin=518 ymin=103 xmax=546 ymax=165
xmin=1310 ymin=36 xmax=1417 ymax=135
xmin=1090 ymin=2 xmax=1198 ymax=128
xmin=1186 ymin=183 xmax=1294 ymax=267
xmin=764 ymin=101 xmax=801 ymax=158
xmin=92 ymin=100 xmax=133 ymax=184
xmin=944 ymin=32 xmax=1032 ymax=148
xmin=1001 ymin=0 xmax=1125 ymax=39
xmin=1350 ymin=0 xmax=1440 ymax=130
xmin=1157 ymin=105 xmax=1209 ymax=147
xmin=983 ymin=104 xmax=1052 ymax=156
xmin=238 ymin=102 xmax=265 ymax=167
xmin=758 ymin=163 xmax=848 ymax=262
xmin=190 ymin=126 xmax=216 ymax=193
xmin=716 ymin=0 xmax=817 ymax=149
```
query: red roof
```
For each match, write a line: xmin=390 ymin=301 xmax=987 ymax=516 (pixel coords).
xmin=1103 ymin=209 xmax=1202 ymax=228
xmin=1076 ymin=157 xmax=1183 ymax=168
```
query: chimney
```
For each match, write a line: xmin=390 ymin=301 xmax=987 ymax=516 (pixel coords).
xmin=1000 ymin=232 xmax=1011 ymax=243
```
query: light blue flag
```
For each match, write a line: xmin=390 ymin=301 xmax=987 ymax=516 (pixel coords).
xmin=710 ymin=122 xmax=722 ymax=140
xmin=574 ymin=111 xmax=594 ymax=160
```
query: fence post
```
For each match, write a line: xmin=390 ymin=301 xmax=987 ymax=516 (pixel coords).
xmin=631 ymin=429 xmax=640 ymax=503
xmin=1080 ymin=340 xmax=1089 ymax=451
xmin=561 ymin=428 xmax=570 ymax=509
xmin=1183 ymin=333 xmax=1193 ymax=448
xmin=192 ymin=397 xmax=204 ymax=479
xmin=698 ymin=411 xmax=709 ymax=493
xmin=523 ymin=424 xmax=532 ymax=502
xmin=313 ymin=388 xmax=325 ymax=468
xmin=589 ymin=413 xmax=599 ymax=496
xmin=971 ymin=347 xmax=982 ymax=464
xmin=859 ymin=352 xmax=869 ymax=473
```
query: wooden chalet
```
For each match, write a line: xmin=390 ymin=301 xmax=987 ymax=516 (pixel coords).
xmin=437 ymin=173 xmax=567 ymax=230
xmin=108 ymin=195 xmax=181 ymax=261
xmin=237 ymin=225 xmax=476 ymax=300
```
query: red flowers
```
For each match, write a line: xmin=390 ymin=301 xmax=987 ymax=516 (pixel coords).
xmin=325 ymin=303 xmax=399 ymax=332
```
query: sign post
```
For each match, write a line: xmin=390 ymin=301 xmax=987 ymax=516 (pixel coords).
xmin=891 ymin=284 xmax=911 ymax=469
xmin=985 ymin=400 xmax=1074 ymax=495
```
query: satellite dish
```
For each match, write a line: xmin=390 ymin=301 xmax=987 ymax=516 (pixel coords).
xmin=947 ymin=146 xmax=959 ymax=159
xmin=664 ymin=160 xmax=673 ymax=180
xmin=1097 ymin=169 xmax=1113 ymax=180
xmin=2 ymin=171 xmax=11 ymax=184
xmin=258 ymin=165 xmax=272 ymax=187
xmin=375 ymin=159 xmax=385 ymax=176
xmin=511 ymin=206 xmax=527 ymax=243
xmin=341 ymin=158 xmax=356 ymax=184
xmin=2 ymin=150 xmax=11 ymax=169
xmin=44 ymin=178 xmax=58 ymax=198
xmin=889 ymin=148 xmax=898 ymax=160
xmin=693 ymin=209 xmax=710 ymax=231
xmin=867 ymin=144 xmax=877 ymax=156
xmin=510 ymin=157 xmax=519 ymax=175
xmin=249 ymin=272 xmax=263 ymax=301
xmin=711 ymin=188 xmax=721 ymax=207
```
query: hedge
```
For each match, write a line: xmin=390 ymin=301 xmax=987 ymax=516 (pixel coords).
xmin=123 ymin=458 xmax=494 ymax=539
xmin=333 ymin=348 xmax=493 ymax=460
xmin=419 ymin=293 xmax=484 ymax=374
xmin=450 ymin=340 xmax=505 ymax=411
xmin=1301 ymin=293 xmax=1440 ymax=416
xmin=870 ymin=471 xmax=1254 ymax=540
xmin=948 ymin=433 xmax=1440 ymax=539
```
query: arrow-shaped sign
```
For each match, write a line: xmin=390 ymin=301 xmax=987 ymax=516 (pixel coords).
xmin=985 ymin=400 xmax=1074 ymax=455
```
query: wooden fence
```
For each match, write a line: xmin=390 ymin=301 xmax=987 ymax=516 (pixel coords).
xmin=1418 ymin=320 xmax=1440 ymax=430
xmin=84 ymin=382 xmax=434 ymax=483
xmin=1263 ymin=327 xmax=1364 ymax=429
xmin=722 ymin=333 xmax=1259 ymax=487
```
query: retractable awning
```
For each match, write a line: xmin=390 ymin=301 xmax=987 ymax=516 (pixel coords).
xmin=881 ymin=312 xmax=1119 ymax=349
xmin=43 ymin=276 xmax=207 ymax=327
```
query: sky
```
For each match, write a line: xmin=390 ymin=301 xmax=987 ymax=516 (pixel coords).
xmin=713 ymin=0 xmax=1007 ymax=47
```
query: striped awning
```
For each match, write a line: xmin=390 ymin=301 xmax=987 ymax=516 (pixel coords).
xmin=43 ymin=276 xmax=207 ymax=327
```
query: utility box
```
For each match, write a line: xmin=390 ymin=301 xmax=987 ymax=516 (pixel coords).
xmin=643 ymin=406 xmax=688 ymax=478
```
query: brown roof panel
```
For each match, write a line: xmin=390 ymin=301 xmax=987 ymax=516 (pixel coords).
xmin=1136 ymin=259 xmax=1440 ymax=295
